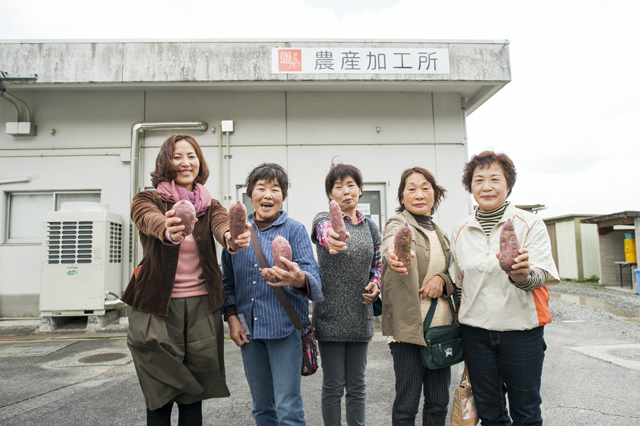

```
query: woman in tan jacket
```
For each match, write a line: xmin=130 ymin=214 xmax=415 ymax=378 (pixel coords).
xmin=382 ymin=167 xmax=455 ymax=426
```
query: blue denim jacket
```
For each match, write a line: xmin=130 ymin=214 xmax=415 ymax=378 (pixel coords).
xmin=222 ymin=211 xmax=323 ymax=340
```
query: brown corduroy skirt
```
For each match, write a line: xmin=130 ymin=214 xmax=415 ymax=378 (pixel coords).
xmin=127 ymin=295 xmax=230 ymax=410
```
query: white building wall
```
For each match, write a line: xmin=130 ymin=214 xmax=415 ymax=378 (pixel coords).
xmin=0 ymin=88 xmax=469 ymax=316
xmin=556 ymin=220 xmax=578 ymax=279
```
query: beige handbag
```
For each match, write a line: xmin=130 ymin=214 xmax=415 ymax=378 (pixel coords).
xmin=451 ymin=363 xmax=479 ymax=426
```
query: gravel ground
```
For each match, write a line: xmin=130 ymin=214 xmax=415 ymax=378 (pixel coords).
xmin=547 ymin=281 xmax=640 ymax=344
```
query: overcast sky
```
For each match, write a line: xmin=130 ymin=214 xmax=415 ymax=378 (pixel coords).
xmin=3 ymin=0 xmax=638 ymax=219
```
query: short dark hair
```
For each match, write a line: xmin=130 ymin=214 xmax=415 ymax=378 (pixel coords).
xmin=462 ymin=151 xmax=517 ymax=196
xmin=396 ymin=167 xmax=446 ymax=214
xmin=324 ymin=164 xmax=363 ymax=200
xmin=150 ymin=134 xmax=210 ymax=188
xmin=245 ymin=163 xmax=289 ymax=201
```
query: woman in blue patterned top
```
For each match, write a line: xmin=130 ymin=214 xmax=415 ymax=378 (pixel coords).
xmin=311 ymin=163 xmax=382 ymax=426
xmin=222 ymin=163 xmax=323 ymax=426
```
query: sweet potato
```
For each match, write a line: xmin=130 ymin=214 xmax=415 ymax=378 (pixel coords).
xmin=394 ymin=223 xmax=412 ymax=270
xmin=261 ymin=235 xmax=293 ymax=283
xmin=228 ymin=201 xmax=247 ymax=251
xmin=272 ymin=235 xmax=292 ymax=270
xmin=329 ymin=200 xmax=347 ymax=242
xmin=499 ymin=219 xmax=521 ymax=272
xmin=173 ymin=200 xmax=196 ymax=237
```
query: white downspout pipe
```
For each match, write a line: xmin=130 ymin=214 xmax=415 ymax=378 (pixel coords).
xmin=129 ymin=121 xmax=208 ymax=276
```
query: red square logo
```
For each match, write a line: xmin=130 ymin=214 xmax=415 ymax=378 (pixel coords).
xmin=278 ymin=49 xmax=302 ymax=72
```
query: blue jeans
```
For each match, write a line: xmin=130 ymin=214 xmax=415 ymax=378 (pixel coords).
xmin=460 ymin=325 xmax=546 ymax=426
xmin=318 ymin=341 xmax=369 ymax=426
xmin=240 ymin=331 xmax=305 ymax=425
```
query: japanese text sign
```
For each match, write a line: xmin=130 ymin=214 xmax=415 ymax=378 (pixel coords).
xmin=272 ymin=48 xmax=449 ymax=74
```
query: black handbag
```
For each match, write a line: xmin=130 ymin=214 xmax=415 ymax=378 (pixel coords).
xmin=249 ymin=225 xmax=319 ymax=376
xmin=420 ymin=296 xmax=464 ymax=370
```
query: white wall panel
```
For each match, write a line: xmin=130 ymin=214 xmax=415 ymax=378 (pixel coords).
xmin=556 ymin=220 xmax=578 ymax=279
xmin=581 ymin=223 xmax=601 ymax=279
xmin=0 ymin=90 xmax=144 ymax=148
xmin=286 ymin=92 xmax=435 ymax=144
xmin=433 ymin=93 xmax=464 ymax=143
xmin=144 ymin=91 xmax=287 ymax=147
xmin=433 ymin=144 xmax=471 ymax=234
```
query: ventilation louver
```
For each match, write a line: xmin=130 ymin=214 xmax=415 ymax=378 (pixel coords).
xmin=45 ymin=221 xmax=94 ymax=264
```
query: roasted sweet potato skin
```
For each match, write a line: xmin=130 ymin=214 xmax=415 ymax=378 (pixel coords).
xmin=272 ymin=235 xmax=292 ymax=270
xmin=173 ymin=200 xmax=196 ymax=237
xmin=394 ymin=223 xmax=413 ymax=270
xmin=228 ymin=201 xmax=247 ymax=251
xmin=261 ymin=235 xmax=292 ymax=283
xmin=499 ymin=219 xmax=521 ymax=272
xmin=329 ymin=200 xmax=347 ymax=242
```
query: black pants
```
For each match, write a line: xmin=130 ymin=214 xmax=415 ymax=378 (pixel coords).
xmin=147 ymin=401 xmax=202 ymax=426
xmin=390 ymin=342 xmax=451 ymax=426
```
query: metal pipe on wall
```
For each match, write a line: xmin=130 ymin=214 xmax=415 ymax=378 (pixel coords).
xmin=129 ymin=121 xmax=208 ymax=276
xmin=218 ymin=128 xmax=223 ymax=202
xmin=0 ymin=95 xmax=20 ymax=121
xmin=226 ymin=131 xmax=231 ymax=209
xmin=0 ymin=176 xmax=31 ymax=185
xmin=3 ymin=92 xmax=32 ymax=122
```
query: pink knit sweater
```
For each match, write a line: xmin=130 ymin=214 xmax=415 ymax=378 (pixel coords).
xmin=165 ymin=230 xmax=208 ymax=298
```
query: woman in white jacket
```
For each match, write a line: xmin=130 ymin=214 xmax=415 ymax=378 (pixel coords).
xmin=449 ymin=151 xmax=559 ymax=426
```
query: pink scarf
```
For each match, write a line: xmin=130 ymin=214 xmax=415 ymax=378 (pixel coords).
xmin=156 ymin=180 xmax=212 ymax=218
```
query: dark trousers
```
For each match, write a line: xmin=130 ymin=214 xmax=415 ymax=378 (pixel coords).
xmin=319 ymin=341 xmax=369 ymax=426
xmin=390 ymin=342 xmax=451 ymax=426
xmin=461 ymin=325 xmax=546 ymax=426
xmin=146 ymin=401 xmax=202 ymax=426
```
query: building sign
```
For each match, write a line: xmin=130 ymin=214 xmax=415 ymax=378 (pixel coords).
xmin=272 ymin=48 xmax=449 ymax=74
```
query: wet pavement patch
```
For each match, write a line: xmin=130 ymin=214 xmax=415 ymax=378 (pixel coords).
xmin=0 ymin=341 xmax=75 ymax=358
xmin=606 ymin=347 xmax=640 ymax=362
xmin=568 ymin=344 xmax=640 ymax=371
xmin=45 ymin=349 xmax=133 ymax=368
xmin=78 ymin=352 xmax=128 ymax=363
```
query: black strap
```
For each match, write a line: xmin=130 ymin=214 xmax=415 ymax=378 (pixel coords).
xmin=249 ymin=225 xmax=303 ymax=330
xmin=423 ymin=296 xmax=457 ymax=333
xmin=365 ymin=217 xmax=376 ymax=281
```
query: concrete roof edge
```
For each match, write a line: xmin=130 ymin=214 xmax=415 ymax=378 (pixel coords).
xmin=0 ymin=38 xmax=511 ymax=45
xmin=580 ymin=211 xmax=640 ymax=224
xmin=543 ymin=214 xmax=601 ymax=222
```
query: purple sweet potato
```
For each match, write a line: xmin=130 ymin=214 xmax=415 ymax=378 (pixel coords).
xmin=228 ymin=201 xmax=247 ymax=251
xmin=499 ymin=219 xmax=521 ymax=272
xmin=261 ymin=235 xmax=293 ymax=283
xmin=272 ymin=235 xmax=292 ymax=270
xmin=173 ymin=200 xmax=196 ymax=237
xmin=394 ymin=223 xmax=413 ymax=270
xmin=329 ymin=200 xmax=347 ymax=242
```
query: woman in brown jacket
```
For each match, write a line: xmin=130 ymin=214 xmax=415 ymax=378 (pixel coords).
xmin=382 ymin=167 xmax=455 ymax=426
xmin=122 ymin=134 xmax=250 ymax=426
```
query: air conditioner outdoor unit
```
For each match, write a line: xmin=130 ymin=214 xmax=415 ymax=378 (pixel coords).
xmin=40 ymin=202 xmax=124 ymax=317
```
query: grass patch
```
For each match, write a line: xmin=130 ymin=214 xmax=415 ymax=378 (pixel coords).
xmin=569 ymin=275 xmax=604 ymax=287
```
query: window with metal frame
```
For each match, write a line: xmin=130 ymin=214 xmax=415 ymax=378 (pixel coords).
xmin=5 ymin=191 xmax=101 ymax=244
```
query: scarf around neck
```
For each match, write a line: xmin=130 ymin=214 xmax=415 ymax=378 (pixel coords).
xmin=156 ymin=180 xmax=212 ymax=218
